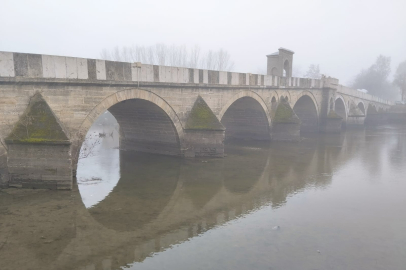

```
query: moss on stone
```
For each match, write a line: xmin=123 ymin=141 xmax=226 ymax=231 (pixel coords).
xmin=185 ymin=96 xmax=225 ymax=130
xmin=5 ymin=92 xmax=70 ymax=144
xmin=273 ymin=102 xmax=300 ymax=124
xmin=327 ymin=110 xmax=342 ymax=119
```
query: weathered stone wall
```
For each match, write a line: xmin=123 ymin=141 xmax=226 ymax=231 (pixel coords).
xmin=7 ymin=143 xmax=72 ymax=189
xmin=183 ymin=130 xmax=225 ymax=158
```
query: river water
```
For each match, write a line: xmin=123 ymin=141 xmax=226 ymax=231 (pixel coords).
xmin=1 ymin=125 xmax=406 ymax=270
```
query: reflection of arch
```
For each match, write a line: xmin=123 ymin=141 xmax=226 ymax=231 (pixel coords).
xmin=88 ymin=151 xmax=181 ymax=232
xmin=358 ymin=102 xmax=366 ymax=115
xmin=335 ymin=96 xmax=347 ymax=120
xmin=223 ymin=143 xmax=269 ymax=194
xmin=74 ymin=89 xmax=184 ymax=165
xmin=293 ymin=93 xmax=319 ymax=132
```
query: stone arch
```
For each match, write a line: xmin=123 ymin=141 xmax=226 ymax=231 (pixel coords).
xmin=330 ymin=97 xmax=334 ymax=110
xmin=292 ymin=91 xmax=320 ymax=116
xmin=335 ymin=95 xmax=347 ymax=120
xmin=292 ymin=92 xmax=319 ymax=132
xmin=219 ymin=91 xmax=271 ymax=141
xmin=358 ymin=101 xmax=366 ymax=115
xmin=73 ymin=88 xmax=184 ymax=166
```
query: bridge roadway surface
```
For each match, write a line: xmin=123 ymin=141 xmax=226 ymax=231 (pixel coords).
xmin=0 ymin=51 xmax=392 ymax=189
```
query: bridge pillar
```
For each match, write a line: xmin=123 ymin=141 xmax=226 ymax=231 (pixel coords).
xmin=183 ymin=130 xmax=225 ymax=157
xmin=183 ymin=96 xmax=225 ymax=157
xmin=4 ymin=93 xmax=72 ymax=190
xmin=320 ymin=110 xmax=343 ymax=133
xmin=271 ymin=100 xmax=301 ymax=141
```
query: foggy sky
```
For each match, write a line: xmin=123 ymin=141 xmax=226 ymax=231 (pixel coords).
xmin=1 ymin=0 xmax=405 ymax=85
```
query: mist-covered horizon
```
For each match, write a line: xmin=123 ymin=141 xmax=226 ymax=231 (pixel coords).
xmin=1 ymin=0 xmax=405 ymax=88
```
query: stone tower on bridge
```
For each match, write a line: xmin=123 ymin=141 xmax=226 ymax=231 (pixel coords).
xmin=267 ymin=48 xmax=294 ymax=77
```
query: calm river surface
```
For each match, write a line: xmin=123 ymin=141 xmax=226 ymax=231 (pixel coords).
xmin=1 ymin=125 xmax=406 ymax=270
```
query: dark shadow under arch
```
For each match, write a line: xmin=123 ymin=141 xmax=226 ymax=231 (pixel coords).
xmin=221 ymin=96 xmax=270 ymax=141
xmin=358 ymin=102 xmax=366 ymax=115
xmin=293 ymin=95 xmax=319 ymax=132
xmin=335 ymin=98 xmax=347 ymax=118
xmin=108 ymin=99 xmax=181 ymax=156
xmin=335 ymin=98 xmax=347 ymax=127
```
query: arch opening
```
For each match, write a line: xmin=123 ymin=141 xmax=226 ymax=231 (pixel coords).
xmin=335 ymin=98 xmax=347 ymax=128
xmin=221 ymin=96 xmax=270 ymax=141
xmin=108 ymin=99 xmax=181 ymax=156
xmin=358 ymin=102 xmax=366 ymax=115
xmin=76 ymin=97 xmax=182 ymax=207
xmin=293 ymin=95 xmax=319 ymax=133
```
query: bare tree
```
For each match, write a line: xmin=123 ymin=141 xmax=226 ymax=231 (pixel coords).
xmin=79 ymin=132 xmax=101 ymax=159
xmin=352 ymin=55 xmax=398 ymax=100
xmin=394 ymin=60 xmax=406 ymax=101
xmin=292 ymin=66 xmax=303 ymax=77
xmin=100 ymin=44 xmax=235 ymax=71
xmin=304 ymin=64 xmax=321 ymax=79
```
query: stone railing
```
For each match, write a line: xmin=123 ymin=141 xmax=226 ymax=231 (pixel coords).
xmin=0 ymin=51 xmax=392 ymax=105
xmin=336 ymin=85 xmax=393 ymax=105
xmin=0 ymin=51 xmax=322 ymax=88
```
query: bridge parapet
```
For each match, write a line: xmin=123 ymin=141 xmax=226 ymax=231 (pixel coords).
xmin=336 ymin=84 xmax=393 ymax=106
xmin=0 ymin=51 xmax=324 ymax=89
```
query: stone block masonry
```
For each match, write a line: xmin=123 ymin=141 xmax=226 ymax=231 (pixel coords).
xmin=7 ymin=143 xmax=72 ymax=189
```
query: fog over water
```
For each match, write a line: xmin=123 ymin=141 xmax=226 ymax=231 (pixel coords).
xmin=1 ymin=0 xmax=405 ymax=84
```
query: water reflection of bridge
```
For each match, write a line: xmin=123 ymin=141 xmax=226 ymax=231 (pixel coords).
xmin=1 ymin=128 xmax=403 ymax=270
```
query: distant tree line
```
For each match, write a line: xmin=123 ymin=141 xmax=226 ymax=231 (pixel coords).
xmin=351 ymin=55 xmax=406 ymax=101
xmin=100 ymin=43 xmax=235 ymax=71
xmin=302 ymin=56 xmax=406 ymax=101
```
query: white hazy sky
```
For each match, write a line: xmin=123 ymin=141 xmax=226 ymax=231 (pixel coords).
xmin=1 ymin=0 xmax=405 ymax=85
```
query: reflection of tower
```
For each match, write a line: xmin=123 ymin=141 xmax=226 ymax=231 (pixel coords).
xmin=266 ymin=48 xmax=294 ymax=77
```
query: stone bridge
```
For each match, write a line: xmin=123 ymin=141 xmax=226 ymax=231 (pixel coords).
xmin=0 ymin=48 xmax=392 ymax=189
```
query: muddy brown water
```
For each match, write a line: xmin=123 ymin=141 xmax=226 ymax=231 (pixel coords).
xmin=1 ymin=125 xmax=406 ymax=270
